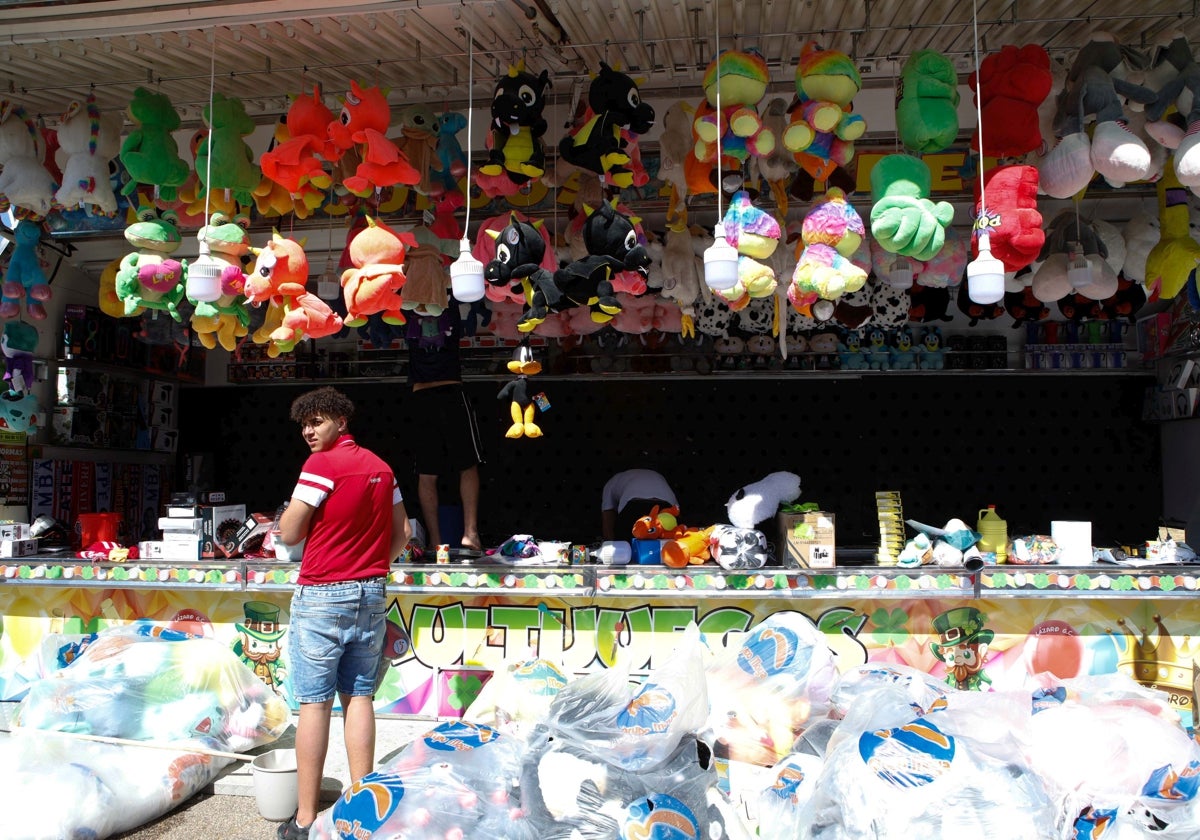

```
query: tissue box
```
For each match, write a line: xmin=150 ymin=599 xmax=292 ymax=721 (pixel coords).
xmin=778 ymin=511 xmax=836 ymax=569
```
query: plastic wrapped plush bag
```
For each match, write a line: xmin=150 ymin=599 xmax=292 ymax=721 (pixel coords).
xmin=1 ymin=623 xmax=289 ymax=840
xmin=703 ymin=610 xmax=838 ymax=766
xmin=464 ymin=657 xmax=569 ymax=741
xmin=310 ymin=721 xmax=533 ymax=840
xmin=538 ymin=623 xmax=708 ymax=773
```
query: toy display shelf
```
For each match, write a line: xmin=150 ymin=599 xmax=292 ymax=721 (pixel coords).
xmin=2 ymin=558 xmax=1198 ymax=599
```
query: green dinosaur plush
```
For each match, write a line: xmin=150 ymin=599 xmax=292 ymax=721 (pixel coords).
xmin=870 ymin=154 xmax=955 ymax=261
xmin=895 ymin=50 xmax=960 ymax=155
xmin=195 ymin=92 xmax=261 ymax=207
xmin=119 ymin=87 xmax=191 ymax=202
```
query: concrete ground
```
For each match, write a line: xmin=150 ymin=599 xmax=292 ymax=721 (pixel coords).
xmin=0 ymin=702 xmax=432 ymax=840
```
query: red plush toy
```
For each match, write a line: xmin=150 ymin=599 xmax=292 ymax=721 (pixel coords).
xmin=259 ymin=85 xmax=335 ymax=197
xmin=972 ymin=164 xmax=1045 ymax=272
xmin=327 ymin=81 xmax=419 ymax=197
xmin=970 ymin=45 xmax=1054 ymax=159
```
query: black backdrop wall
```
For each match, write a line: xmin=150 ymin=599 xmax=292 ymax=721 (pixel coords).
xmin=179 ymin=374 xmax=1159 ymax=550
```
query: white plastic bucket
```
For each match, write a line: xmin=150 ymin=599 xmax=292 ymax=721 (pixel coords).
xmin=250 ymin=748 xmax=298 ymax=822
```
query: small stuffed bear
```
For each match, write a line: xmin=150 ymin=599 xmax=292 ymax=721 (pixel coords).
xmin=727 ymin=471 xmax=802 ymax=529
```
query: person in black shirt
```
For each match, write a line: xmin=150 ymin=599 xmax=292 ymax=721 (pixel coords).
xmin=406 ymin=305 xmax=484 ymax=551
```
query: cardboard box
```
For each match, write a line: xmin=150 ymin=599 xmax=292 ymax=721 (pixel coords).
xmin=151 ymin=427 xmax=179 ymax=453
xmin=158 ymin=516 xmax=202 ymax=533
xmin=150 ymin=381 xmax=177 ymax=407
xmin=200 ymin=504 xmax=247 ymax=558
xmin=225 ymin=512 xmax=274 ymax=557
xmin=138 ymin=540 xmax=164 ymax=559
xmin=0 ymin=538 xmax=38 ymax=557
xmin=0 ymin=522 xmax=31 ymax=541
xmin=51 ymin=406 xmax=108 ymax=446
xmin=161 ymin=540 xmax=202 ymax=562
xmin=778 ymin=511 xmax=837 ymax=569
xmin=1137 ymin=311 xmax=1174 ymax=361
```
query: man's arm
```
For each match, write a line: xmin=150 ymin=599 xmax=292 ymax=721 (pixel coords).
xmin=601 ymin=508 xmax=617 ymax=542
xmin=390 ymin=501 xmax=411 ymax=561
xmin=278 ymin=498 xmax=315 ymax=547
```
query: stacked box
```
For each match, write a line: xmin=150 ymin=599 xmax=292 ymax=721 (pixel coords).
xmin=51 ymin=406 xmax=109 ymax=446
xmin=0 ymin=538 xmax=38 ymax=557
xmin=159 ymin=497 xmax=203 ymax=562
xmin=148 ymin=380 xmax=178 ymax=453
xmin=56 ymin=368 xmax=111 ymax=408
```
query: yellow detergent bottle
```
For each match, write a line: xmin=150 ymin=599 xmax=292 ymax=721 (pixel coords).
xmin=977 ymin=505 xmax=1008 ymax=563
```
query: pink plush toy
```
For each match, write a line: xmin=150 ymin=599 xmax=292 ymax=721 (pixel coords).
xmin=339 ymin=215 xmax=414 ymax=326
xmin=611 ymin=292 xmax=657 ymax=335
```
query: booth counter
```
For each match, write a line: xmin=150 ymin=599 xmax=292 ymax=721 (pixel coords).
xmin=1 ymin=558 xmax=1196 ymax=726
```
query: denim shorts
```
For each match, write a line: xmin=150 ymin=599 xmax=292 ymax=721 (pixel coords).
xmin=289 ymin=577 xmax=387 ymax=704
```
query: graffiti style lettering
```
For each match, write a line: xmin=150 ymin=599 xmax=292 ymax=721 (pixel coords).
xmin=817 ymin=606 xmax=869 ymax=670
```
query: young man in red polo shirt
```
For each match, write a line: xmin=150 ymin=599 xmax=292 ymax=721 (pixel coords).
xmin=275 ymin=387 xmax=410 ymax=840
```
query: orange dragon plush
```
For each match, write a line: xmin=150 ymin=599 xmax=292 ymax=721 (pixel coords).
xmin=327 ymin=81 xmax=420 ymax=198
xmin=245 ymin=232 xmax=343 ymax=357
xmin=340 ymin=215 xmax=416 ymax=327
xmin=260 ymin=85 xmax=334 ymax=198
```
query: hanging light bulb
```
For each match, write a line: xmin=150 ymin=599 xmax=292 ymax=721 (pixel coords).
xmin=887 ymin=256 xmax=913 ymax=288
xmin=450 ymin=237 xmax=485 ymax=302
xmin=317 ymin=255 xmax=340 ymax=300
xmin=1066 ymin=240 xmax=1093 ymax=288
xmin=187 ymin=227 xmax=223 ymax=302
xmin=967 ymin=230 xmax=1005 ymax=304
xmin=449 ymin=7 xmax=486 ymax=304
xmin=704 ymin=223 xmax=740 ymax=291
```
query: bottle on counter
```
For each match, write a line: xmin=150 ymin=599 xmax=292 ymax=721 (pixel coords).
xmin=977 ymin=505 xmax=1008 ymax=563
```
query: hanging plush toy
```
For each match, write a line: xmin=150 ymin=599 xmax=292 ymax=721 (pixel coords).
xmin=483 ymin=214 xmax=559 ymax=324
xmin=870 ymin=154 xmax=955 ymax=261
xmin=1145 ymin=167 xmax=1200 ymax=301
xmin=783 ymin=42 xmax=865 ymax=192
xmin=657 ymin=100 xmax=695 ymax=224
xmin=659 ymin=222 xmax=704 ymax=338
xmin=187 ymin=213 xmax=251 ymax=351
xmin=339 ymin=215 xmax=413 ymax=326
xmin=1031 ymin=209 xmax=1118 ymax=303
xmin=714 ymin=190 xmax=780 ymax=310
xmin=245 ymin=232 xmax=343 ymax=356
xmin=1121 ymin=206 xmax=1160 ymax=286
xmin=559 ymin=63 xmax=655 ymax=188
xmin=473 ymin=210 xmax=557 ymax=304
xmin=687 ymin=49 xmax=774 ymax=196
xmin=752 ymin=97 xmax=801 ymax=214
xmin=969 ymin=45 xmax=1054 ymax=159
xmin=327 ymin=81 xmax=419 ymax=198
xmin=0 ymin=99 xmax=57 ymax=217
xmin=114 ymin=206 xmax=185 ymax=320
xmin=258 ymin=85 xmax=335 ymax=201
xmin=433 ymin=110 xmax=469 ymax=197
xmin=391 ymin=103 xmax=442 ymax=196
xmin=971 ymin=164 xmax=1044 ymax=272
xmin=1039 ymin=34 xmax=1157 ymax=197
xmin=789 ymin=188 xmax=868 ymax=315
xmin=2 ymin=320 xmax=37 ymax=394
xmin=478 ymin=60 xmax=551 ymax=195
xmin=54 ymin=94 xmax=123 ymax=216
xmin=195 ymin=92 xmax=262 ymax=207
xmin=1144 ymin=33 xmax=1200 ymax=190
xmin=119 ymin=87 xmax=191 ymax=203
xmin=0 ymin=219 xmax=51 ymax=320
xmin=895 ymin=50 xmax=960 ymax=155
xmin=496 ymin=342 xmax=545 ymax=439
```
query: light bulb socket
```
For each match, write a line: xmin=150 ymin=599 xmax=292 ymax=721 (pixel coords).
xmin=887 ymin=256 xmax=914 ymax=288
xmin=967 ymin=235 xmax=1005 ymax=305
xmin=450 ymin=237 xmax=486 ymax=303
xmin=186 ymin=237 xmax=223 ymax=303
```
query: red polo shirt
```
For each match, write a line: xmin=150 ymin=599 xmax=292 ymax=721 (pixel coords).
xmin=291 ymin=434 xmax=400 ymax=584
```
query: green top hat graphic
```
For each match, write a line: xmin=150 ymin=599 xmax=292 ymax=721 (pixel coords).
xmin=235 ymin=600 xmax=286 ymax=642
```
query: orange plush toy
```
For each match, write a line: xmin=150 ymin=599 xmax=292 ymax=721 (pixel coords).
xmin=259 ymin=85 xmax=335 ymax=198
xmin=339 ymin=215 xmax=416 ymax=327
xmin=245 ymin=232 xmax=343 ymax=357
xmin=327 ymin=81 xmax=420 ymax=198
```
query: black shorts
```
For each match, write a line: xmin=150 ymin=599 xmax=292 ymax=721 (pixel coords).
xmin=411 ymin=384 xmax=485 ymax=476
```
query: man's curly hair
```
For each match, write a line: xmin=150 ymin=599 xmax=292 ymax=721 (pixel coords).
xmin=290 ymin=386 xmax=355 ymax=426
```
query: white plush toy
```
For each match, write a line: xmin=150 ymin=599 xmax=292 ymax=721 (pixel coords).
xmin=727 ymin=471 xmax=802 ymax=529
xmin=657 ymin=100 xmax=695 ymax=224
xmin=1121 ymin=205 xmax=1161 ymax=284
xmin=54 ymin=94 xmax=123 ymax=215
xmin=0 ymin=99 xmax=57 ymax=217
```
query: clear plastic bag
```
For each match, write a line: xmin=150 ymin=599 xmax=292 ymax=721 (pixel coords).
xmin=703 ymin=610 xmax=838 ymax=766
xmin=3 ymin=623 xmax=289 ymax=839
xmin=463 ymin=656 xmax=569 ymax=741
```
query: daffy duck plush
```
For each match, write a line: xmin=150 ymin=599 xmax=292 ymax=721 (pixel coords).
xmin=497 ymin=342 xmax=544 ymax=439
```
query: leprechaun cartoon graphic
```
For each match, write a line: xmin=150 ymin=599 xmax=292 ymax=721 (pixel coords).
xmin=930 ymin=606 xmax=994 ymax=691
xmin=232 ymin=600 xmax=287 ymax=694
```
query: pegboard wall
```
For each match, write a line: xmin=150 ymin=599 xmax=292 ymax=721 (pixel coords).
xmin=181 ymin=375 xmax=1159 ymax=549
